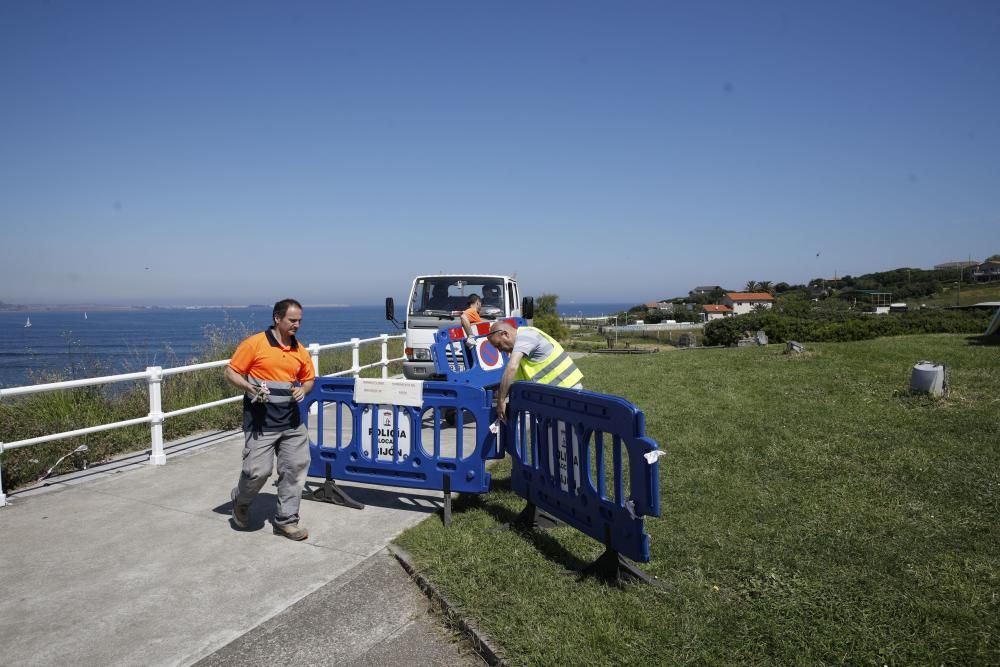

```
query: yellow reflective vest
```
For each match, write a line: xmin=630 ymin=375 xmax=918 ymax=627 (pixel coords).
xmin=515 ymin=327 xmax=584 ymax=388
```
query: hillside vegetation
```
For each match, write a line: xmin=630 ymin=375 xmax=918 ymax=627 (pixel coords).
xmin=635 ymin=261 xmax=999 ymax=316
xmin=705 ymin=305 xmax=990 ymax=346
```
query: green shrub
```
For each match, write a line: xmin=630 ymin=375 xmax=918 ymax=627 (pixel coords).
xmin=532 ymin=293 xmax=568 ymax=340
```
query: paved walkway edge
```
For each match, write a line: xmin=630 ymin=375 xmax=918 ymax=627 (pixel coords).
xmin=387 ymin=543 xmax=507 ymax=667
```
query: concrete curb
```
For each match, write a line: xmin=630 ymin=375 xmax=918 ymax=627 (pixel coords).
xmin=387 ymin=543 xmax=507 ymax=667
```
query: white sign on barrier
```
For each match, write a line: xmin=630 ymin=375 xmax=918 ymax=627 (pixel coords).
xmin=360 ymin=405 xmax=412 ymax=462
xmin=353 ymin=378 xmax=423 ymax=407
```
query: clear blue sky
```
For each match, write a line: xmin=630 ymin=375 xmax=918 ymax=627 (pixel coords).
xmin=2 ymin=1 xmax=998 ymax=306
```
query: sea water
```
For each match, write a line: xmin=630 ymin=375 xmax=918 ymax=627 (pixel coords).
xmin=0 ymin=306 xmax=393 ymax=388
xmin=0 ymin=302 xmax=634 ymax=388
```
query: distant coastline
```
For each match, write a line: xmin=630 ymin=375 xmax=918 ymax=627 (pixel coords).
xmin=0 ymin=303 xmax=352 ymax=313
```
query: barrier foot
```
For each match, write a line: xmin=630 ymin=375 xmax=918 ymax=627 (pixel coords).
xmin=497 ymin=502 xmax=560 ymax=532
xmin=579 ymin=547 xmax=656 ymax=586
xmin=303 ymin=469 xmax=365 ymax=510
xmin=442 ymin=474 xmax=452 ymax=527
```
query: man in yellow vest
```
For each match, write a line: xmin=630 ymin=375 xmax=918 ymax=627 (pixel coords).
xmin=487 ymin=320 xmax=583 ymax=420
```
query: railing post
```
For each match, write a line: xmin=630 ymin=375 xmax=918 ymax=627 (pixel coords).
xmin=351 ymin=338 xmax=361 ymax=378
xmin=380 ymin=334 xmax=390 ymax=378
xmin=308 ymin=342 xmax=321 ymax=378
xmin=308 ymin=342 xmax=321 ymax=416
xmin=147 ymin=366 xmax=166 ymax=465
xmin=0 ymin=445 xmax=8 ymax=507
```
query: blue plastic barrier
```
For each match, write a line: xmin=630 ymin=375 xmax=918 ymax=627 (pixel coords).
xmin=431 ymin=317 xmax=527 ymax=386
xmin=503 ymin=382 xmax=662 ymax=566
xmin=299 ymin=375 xmax=664 ymax=582
xmin=303 ymin=377 xmax=501 ymax=498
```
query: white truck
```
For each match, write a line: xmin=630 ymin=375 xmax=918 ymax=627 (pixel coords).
xmin=385 ymin=274 xmax=532 ymax=380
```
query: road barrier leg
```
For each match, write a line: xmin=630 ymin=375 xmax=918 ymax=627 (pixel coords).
xmin=302 ymin=463 xmax=364 ymax=509
xmin=510 ymin=502 xmax=559 ymax=530
xmin=579 ymin=525 xmax=657 ymax=586
xmin=495 ymin=485 xmax=560 ymax=532
xmin=442 ymin=474 xmax=451 ymax=527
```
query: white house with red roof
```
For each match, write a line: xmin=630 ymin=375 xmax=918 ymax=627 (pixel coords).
xmin=702 ymin=304 xmax=733 ymax=321
xmin=722 ymin=292 xmax=775 ymax=315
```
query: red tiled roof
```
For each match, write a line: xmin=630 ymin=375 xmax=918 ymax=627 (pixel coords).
xmin=703 ymin=304 xmax=732 ymax=312
xmin=725 ymin=292 xmax=775 ymax=301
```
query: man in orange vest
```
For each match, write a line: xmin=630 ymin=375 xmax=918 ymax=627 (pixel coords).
xmin=225 ymin=299 xmax=315 ymax=541
xmin=460 ymin=294 xmax=483 ymax=358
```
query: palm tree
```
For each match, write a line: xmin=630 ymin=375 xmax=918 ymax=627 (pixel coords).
xmin=745 ymin=280 xmax=758 ymax=292
xmin=758 ymin=280 xmax=774 ymax=294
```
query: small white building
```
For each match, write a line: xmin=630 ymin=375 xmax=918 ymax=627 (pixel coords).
xmin=702 ymin=304 xmax=733 ymax=321
xmin=722 ymin=292 xmax=775 ymax=315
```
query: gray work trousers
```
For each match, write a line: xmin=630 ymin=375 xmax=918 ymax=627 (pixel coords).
xmin=231 ymin=425 xmax=310 ymax=526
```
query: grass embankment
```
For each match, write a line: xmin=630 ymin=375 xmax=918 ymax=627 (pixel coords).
xmin=919 ymin=283 xmax=1000 ymax=308
xmin=395 ymin=334 xmax=1000 ymax=665
xmin=566 ymin=325 xmax=705 ymax=352
xmin=0 ymin=331 xmax=402 ymax=491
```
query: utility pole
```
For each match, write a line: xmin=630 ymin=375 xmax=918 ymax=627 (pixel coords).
xmin=957 ymin=265 xmax=962 ymax=306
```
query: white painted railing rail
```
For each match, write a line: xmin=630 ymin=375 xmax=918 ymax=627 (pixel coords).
xmin=0 ymin=333 xmax=404 ymax=506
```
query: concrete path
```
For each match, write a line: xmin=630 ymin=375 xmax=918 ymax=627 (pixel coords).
xmin=195 ymin=550 xmax=482 ymax=666
xmin=0 ymin=430 xmax=484 ymax=666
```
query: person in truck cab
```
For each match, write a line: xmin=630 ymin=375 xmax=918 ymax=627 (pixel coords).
xmin=425 ymin=283 xmax=451 ymax=311
xmin=483 ymin=284 xmax=503 ymax=309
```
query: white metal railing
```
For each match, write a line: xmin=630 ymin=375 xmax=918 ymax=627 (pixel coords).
xmin=0 ymin=333 xmax=404 ymax=506
xmin=607 ymin=322 xmax=705 ymax=332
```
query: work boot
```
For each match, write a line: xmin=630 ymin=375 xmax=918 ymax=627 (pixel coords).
xmin=273 ymin=521 xmax=309 ymax=541
xmin=231 ymin=503 xmax=250 ymax=529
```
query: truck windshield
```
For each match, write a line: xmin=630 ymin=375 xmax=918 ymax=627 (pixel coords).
xmin=409 ymin=277 xmax=505 ymax=317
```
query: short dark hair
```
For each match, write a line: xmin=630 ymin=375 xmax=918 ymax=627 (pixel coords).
xmin=467 ymin=294 xmax=481 ymax=307
xmin=273 ymin=298 xmax=303 ymax=321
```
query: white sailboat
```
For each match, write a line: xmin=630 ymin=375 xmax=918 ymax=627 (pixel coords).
xmin=84 ymin=312 xmax=88 ymax=320
xmin=24 ymin=316 xmax=32 ymax=328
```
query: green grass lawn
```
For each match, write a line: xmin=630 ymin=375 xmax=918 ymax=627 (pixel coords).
xmin=395 ymin=334 xmax=1000 ymax=665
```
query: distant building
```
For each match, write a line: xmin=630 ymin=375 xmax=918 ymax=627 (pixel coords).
xmin=702 ymin=304 xmax=733 ymax=321
xmin=934 ymin=260 xmax=979 ymax=270
xmin=854 ymin=290 xmax=892 ymax=314
xmin=721 ymin=292 xmax=775 ymax=315
xmin=973 ymin=260 xmax=1000 ymax=283
xmin=689 ymin=285 xmax=722 ymax=298
xmin=656 ymin=301 xmax=675 ymax=313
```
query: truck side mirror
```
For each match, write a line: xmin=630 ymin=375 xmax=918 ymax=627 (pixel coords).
xmin=385 ymin=297 xmax=395 ymax=321
xmin=521 ymin=296 xmax=534 ymax=319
